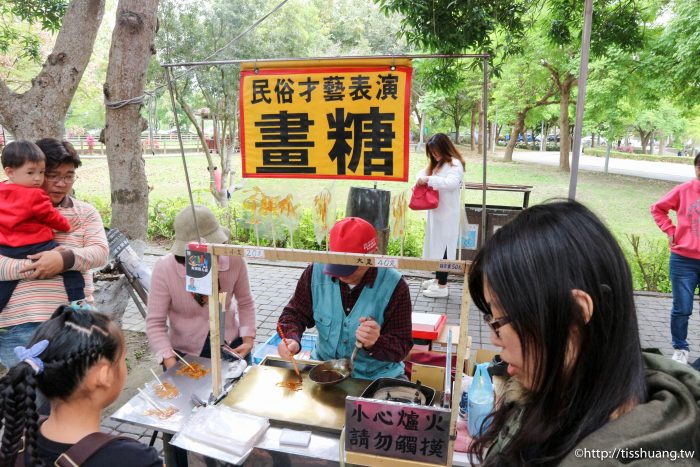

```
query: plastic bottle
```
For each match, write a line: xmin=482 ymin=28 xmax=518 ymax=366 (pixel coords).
xmin=459 ymin=374 xmax=473 ymax=419
xmin=467 ymin=362 xmax=494 ymax=436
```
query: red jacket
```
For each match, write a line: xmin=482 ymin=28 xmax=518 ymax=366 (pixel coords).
xmin=0 ymin=182 xmax=71 ymax=247
xmin=651 ymin=178 xmax=700 ymax=260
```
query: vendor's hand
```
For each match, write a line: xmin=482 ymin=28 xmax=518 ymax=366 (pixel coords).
xmin=668 ymin=234 xmax=676 ymax=247
xmin=163 ymin=356 xmax=177 ymax=370
xmin=19 ymin=250 xmax=64 ymax=279
xmin=416 ymin=176 xmax=428 ymax=186
xmin=232 ymin=336 xmax=254 ymax=357
xmin=356 ymin=316 xmax=380 ymax=349
xmin=278 ymin=339 xmax=300 ymax=359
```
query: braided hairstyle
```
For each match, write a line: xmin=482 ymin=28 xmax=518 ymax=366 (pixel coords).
xmin=0 ymin=306 xmax=121 ymax=467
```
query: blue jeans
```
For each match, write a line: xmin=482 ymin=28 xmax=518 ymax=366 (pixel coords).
xmin=0 ymin=322 xmax=41 ymax=369
xmin=669 ymin=252 xmax=700 ymax=351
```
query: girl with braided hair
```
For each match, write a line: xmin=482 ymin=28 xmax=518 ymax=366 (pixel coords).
xmin=0 ymin=305 xmax=162 ymax=466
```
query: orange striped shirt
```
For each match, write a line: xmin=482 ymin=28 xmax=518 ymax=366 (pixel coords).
xmin=0 ymin=197 xmax=108 ymax=327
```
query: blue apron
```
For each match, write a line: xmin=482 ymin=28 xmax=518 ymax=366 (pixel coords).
xmin=310 ymin=263 xmax=405 ymax=380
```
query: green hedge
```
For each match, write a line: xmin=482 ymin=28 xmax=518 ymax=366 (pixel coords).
xmin=583 ymin=147 xmax=694 ymax=165
xmin=80 ymin=195 xmax=672 ymax=292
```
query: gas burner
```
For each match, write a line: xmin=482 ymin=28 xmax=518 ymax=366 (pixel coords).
xmin=361 ymin=378 xmax=436 ymax=406
xmin=372 ymin=386 xmax=427 ymax=405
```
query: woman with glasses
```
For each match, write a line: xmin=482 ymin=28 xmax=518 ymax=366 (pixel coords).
xmin=468 ymin=200 xmax=700 ymax=465
xmin=0 ymin=138 xmax=108 ymax=369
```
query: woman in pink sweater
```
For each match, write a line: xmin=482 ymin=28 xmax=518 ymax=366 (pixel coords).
xmin=146 ymin=206 xmax=256 ymax=369
xmin=650 ymin=153 xmax=700 ymax=365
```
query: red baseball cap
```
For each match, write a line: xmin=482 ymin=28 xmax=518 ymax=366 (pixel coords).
xmin=323 ymin=217 xmax=377 ymax=277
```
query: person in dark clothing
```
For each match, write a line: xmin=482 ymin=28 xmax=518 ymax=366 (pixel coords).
xmin=468 ymin=200 xmax=700 ymax=465
xmin=0 ymin=305 xmax=162 ymax=466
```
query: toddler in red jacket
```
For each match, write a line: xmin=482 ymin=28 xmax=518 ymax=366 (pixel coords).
xmin=0 ymin=140 xmax=85 ymax=310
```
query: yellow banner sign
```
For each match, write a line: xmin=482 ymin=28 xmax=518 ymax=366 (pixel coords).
xmin=240 ymin=61 xmax=412 ymax=181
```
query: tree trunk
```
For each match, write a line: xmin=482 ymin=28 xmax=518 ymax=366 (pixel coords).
xmin=173 ymin=81 xmax=209 ymax=154
xmin=418 ymin=112 xmax=425 ymax=144
xmin=638 ymin=129 xmax=650 ymax=155
xmin=659 ymin=132 xmax=666 ymax=156
xmin=477 ymin=99 xmax=484 ymax=154
xmin=469 ymin=106 xmax=476 ymax=150
xmin=504 ymin=115 xmax=525 ymax=162
xmin=0 ymin=0 xmax=106 ymax=139
xmin=104 ymin=0 xmax=159 ymax=241
xmin=487 ymin=120 xmax=493 ymax=151
xmin=558 ymin=78 xmax=575 ymax=172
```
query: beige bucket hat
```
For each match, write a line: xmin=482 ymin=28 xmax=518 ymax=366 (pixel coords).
xmin=170 ymin=205 xmax=230 ymax=256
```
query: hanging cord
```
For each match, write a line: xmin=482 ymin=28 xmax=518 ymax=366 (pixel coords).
xmin=104 ymin=0 xmax=290 ymax=110
xmin=164 ymin=67 xmax=202 ymax=242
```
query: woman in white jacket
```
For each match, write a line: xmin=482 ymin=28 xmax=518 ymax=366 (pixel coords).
xmin=416 ymin=133 xmax=465 ymax=298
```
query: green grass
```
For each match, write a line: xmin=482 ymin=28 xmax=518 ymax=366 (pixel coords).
xmin=74 ymin=147 xmax=677 ymax=242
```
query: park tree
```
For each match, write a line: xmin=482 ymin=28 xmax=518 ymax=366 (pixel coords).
xmin=492 ymin=44 xmax=558 ymax=161
xmin=410 ymin=65 xmax=430 ymax=145
xmin=156 ymin=0 xmax=330 ymax=207
xmin=0 ymin=0 xmax=106 ymax=139
xmin=377 ymin=0 xmax=661 ymax=171
xmin=104 ymin=0 xmax=159 ymax=241
xmin=421 ymin=89 xmax=473 ymax=145
xmin=375 ymin=0 xmax=531 ymax=151
xmin=582 ymin=52 xmax=637 ymax=166
xmin=0 ymin=0 xmax=159 ymax=241
xmin=656 ymin=0 xmax=700 ymax=104
xmin=536 ymin=0 xmax=658 ymax=170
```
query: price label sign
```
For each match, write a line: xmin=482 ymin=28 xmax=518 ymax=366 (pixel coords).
xmin=374 ymin=257 xmax=399 ymax=268
xmin=244 ymin=248 xmax=265 ymax=259
xmin=437 ymin=261 xmax=464 ymax=273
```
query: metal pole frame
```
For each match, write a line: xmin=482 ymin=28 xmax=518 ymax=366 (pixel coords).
xmin=161 ymin=53 xmax=488 ymax=68
xmin=161 ymin=53 xmax=491 ymax=465
xmin=569 ymin=0 xmax=593 ymax=200
xmin=481 ymin=57 xmax=489 ymax=251
xmin=163 ymin=67 xmax=203 ymax=241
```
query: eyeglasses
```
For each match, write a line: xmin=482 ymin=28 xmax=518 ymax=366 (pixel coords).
xmin=45 ymin=174 xmax=77 ymax=183
xmin=483 ymin=314 xmax=512 ymax=338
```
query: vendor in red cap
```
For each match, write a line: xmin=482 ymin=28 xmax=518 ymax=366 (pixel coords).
xmin=277 ymin=217 xmax=413 ymax=380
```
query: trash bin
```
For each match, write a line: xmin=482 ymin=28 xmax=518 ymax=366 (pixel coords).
xmin=459 ymin=204 xmax=522 ymax=261
xmin=458 ymin=184 xmax=532 ymax=261
xmin=345 ymin=187 xmax=391 ymax=254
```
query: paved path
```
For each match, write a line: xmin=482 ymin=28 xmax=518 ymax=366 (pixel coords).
xmin=511 ymin=150 xmax=694 ymax=183
xmin=108 ymin=247 xmax=700 ymax=455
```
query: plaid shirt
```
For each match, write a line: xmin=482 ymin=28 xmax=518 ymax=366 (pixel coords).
xmin=278 ymin=264 xmax=413 ymax=362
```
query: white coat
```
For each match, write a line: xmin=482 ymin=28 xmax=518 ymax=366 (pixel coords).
xmin=418 ymin=159 xmax=464 ymax=260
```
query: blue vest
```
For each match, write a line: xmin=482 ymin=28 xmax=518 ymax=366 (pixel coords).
xmin=310 ymin=263 xmax=405 ymax=380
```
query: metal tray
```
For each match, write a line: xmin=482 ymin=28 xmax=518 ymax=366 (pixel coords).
xmin=220 ymin=357 xmax=371 ymax=433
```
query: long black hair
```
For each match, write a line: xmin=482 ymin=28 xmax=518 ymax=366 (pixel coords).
xmin=0 ymin=306 xmax=121 ymax=467
xmin=425 ymin=133 xmax=465 ymax=175
xmin=468 ymin=200 xmax=647 ymax=465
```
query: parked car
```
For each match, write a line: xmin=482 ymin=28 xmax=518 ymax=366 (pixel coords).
xmin=504 ymin=134 xmax=535 ymax=143
xmin=547 ymin=134 xmax=560 ymax=142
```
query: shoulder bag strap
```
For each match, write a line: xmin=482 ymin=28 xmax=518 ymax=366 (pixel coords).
xmin=54 ymin=432 xmax=134 ymax=467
